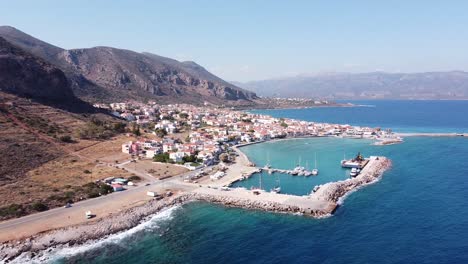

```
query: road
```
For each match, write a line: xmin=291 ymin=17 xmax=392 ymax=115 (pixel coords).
xmin=0 ymin=153 xmax=233 ymax=242
xmin=0 ymin=168 xmax=198 ymax=242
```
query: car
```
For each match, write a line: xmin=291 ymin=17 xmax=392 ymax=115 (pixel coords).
xmin=145 ymin=183 xmax=151 ymax=186
xmin=64 ymin=203 xmax=72 ymax=208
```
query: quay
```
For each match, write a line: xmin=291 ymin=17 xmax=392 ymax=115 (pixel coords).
xmin=189 ymin=155 xmax=391 ymax=217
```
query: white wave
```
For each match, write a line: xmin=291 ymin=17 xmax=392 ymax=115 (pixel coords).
xmin=8 ymin=205 xmax=181 ymax=264
xmin=336 ymin=175 xmax=383 ymax=205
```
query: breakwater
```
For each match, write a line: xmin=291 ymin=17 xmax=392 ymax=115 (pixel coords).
xmin=312 ymin=156 xmax=392 ymax=202
xmin=1 ymin=156 xmax=391 ymax=262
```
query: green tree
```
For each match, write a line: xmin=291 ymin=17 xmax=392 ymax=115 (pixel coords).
xmin=219 ymin=153 xmax=229 ymax=163
xmin=154 ymin=128 xmax=167 ymax=138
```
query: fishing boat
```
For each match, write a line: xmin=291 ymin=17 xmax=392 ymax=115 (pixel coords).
xmin=341 ymin=152 xmax=368 ymax=169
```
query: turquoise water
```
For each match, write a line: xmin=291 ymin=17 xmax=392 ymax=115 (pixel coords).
xmin=231 ymin=138 xmax=374 ymax=195
xmin=37 ymin=100 xmax=468 ymax=264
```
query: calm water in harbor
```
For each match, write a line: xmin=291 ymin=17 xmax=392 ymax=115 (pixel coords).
xmin=43 ymin=101 xmax=468 ymax=264
xmin=231 ymin=138 xmax=375 ymax=195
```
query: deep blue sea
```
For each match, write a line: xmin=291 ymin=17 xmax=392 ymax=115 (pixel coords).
xmin=29 ymin=101 xmax=468 ymax=264
xmin=250 ymin=100 xmax=468 ymax=133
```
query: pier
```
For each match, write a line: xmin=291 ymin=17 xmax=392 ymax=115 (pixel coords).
xmin=189 ymin=156 xmax=391 ymax=217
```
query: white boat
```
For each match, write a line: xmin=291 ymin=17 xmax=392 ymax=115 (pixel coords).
xmin=350 ymin=168 xmax=358 ymax=177
xmin=264 ymin=153 xmax=271 ymax=170
xmin=271 ymin=174 xmax=281 ymax=193
xmin=271 ymin=186 xmax=281 ymax=193
xmin=311 ymin=152 xmax=319 ymax=176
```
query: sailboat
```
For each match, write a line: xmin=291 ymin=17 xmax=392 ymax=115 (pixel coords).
xmin=311 ymin=152 xmax=319 ymax=176
xmin=271 ymin=174 xmax=281 ymax=193
xmin=264 ymin=152 xmax=271 ymax=169
xmin=304 ymin=161 xmax=312 ymax=176
xmin=252 ymin=173 xmax=263 ymax=195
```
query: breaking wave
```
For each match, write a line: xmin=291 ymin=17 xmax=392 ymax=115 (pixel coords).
xmin=8 ymin=205 xmax=181 ymax=264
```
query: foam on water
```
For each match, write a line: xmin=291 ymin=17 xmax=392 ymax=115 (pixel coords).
xmin=8 ymin=205 xmax=181 ymax=264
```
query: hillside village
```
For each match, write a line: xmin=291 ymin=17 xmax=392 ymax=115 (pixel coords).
xmin=94 ymin=102 xmax=400 ymax=169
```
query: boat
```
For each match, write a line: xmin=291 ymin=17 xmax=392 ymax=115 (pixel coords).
xmin=271 ymin=186 xmax=281 ymax=193
xmin=264 ymin=152 xmax=271 ymax=170
xmin=312 ymin=185 xmax=320 ymax=193
xmin=311 ymin=152 xmax=319 ymax=176
xmin=341 ymin=152 xmax=367 ymax=169
xmin=271 ymin=174 xmax=281 ymax=193
xmin=350 ymin=168 xmax=358 ymax=177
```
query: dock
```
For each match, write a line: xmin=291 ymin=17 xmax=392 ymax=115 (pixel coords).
xmin=188 ymin=156 xmax=390 ymax=217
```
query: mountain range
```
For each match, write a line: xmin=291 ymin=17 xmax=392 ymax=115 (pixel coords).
xmin=236 ymin=72 xmax=468 ymax=100
xmin=0 ymin=26 xmax=257 ymax=105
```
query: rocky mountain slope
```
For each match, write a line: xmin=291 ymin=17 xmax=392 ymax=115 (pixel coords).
xmin=0 ymin=36 xmax=94 ymax=111
xmin=237 ymin=72 xmax=468 ymax=100
xmin=0 ymin=26 xmax=258 ymax=105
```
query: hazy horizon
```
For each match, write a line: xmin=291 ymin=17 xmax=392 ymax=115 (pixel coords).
xmin=2 ymin=0 xmax=468 ymax=82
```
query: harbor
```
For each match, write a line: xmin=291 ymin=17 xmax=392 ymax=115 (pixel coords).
xmin=189 ymin=155 xmax=390 ymax=216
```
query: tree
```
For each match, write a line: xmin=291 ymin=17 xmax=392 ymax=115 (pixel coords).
xmin=112 ymin=122 xmax=127 ymax=133
xmin=154 ymin=128 xmax=167 ymax=138
xmin=153 ymin=152 xmax=170 ymax=163
xmin=59 ymin=135 xmax=73 ymax=143
xmin=182 ymin=155 xmax=197 ymax=163
xmin=31 ymin=202 xmax=48 ymax=212
xmin=219 ymin=153 xmax=229 ymax=163
xmin=280 ymin=122 xmax=288 ymax=128
xmin=132 ymin=124 xmax=141 ymax=136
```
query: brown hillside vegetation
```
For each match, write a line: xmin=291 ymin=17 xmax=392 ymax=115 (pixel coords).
xmin=0 ymin=93 xmax=130 ymax=220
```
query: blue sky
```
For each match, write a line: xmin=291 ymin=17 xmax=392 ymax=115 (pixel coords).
xmin=1 ymin=0 xmax=468 ymax=81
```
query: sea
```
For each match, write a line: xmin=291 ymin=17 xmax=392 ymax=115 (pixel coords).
xmin=19 ymin=100 xmax=468 ymax=264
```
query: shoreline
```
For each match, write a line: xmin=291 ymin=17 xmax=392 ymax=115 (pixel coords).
xmin=240 ymin=103 xmax=355 ymax=111
xmin=1 ymin=139 xmax=391 ymax=262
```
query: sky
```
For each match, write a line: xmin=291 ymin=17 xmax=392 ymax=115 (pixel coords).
xmin=1 ymin=0 xmax=468 ymax=82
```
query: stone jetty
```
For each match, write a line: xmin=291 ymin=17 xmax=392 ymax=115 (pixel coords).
xmin=312 ymin=156 xmax=392 ymax=202
xmin=191 ymin=156 xmax=391 ymax=217
xmin=190 ymin=187 xmax=337 ymax=217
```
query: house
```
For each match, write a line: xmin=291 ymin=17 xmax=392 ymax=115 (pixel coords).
xmin=146 ymin=147 xmax=162 ymax=158
xmin=169 ymin=152 xmax=186 ymax=163
xmin=122 ymin=141 xmax=142 ymax=154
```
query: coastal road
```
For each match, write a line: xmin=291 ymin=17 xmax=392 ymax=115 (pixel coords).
xmin=0 ymin=173 xmax=198 ymax=242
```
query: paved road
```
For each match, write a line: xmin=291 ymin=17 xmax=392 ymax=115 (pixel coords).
xmin=0 ymin=166 xmax=199 ymax=242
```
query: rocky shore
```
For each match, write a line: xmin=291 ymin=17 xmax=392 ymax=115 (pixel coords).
xmin=0 ymin=194 xmax=193 ymax=262
xmin=0 ymin=157 xmax=392 ymax=262
xmin=190 ymin=192 xmax=333 ymax=218
xmin=313 ymin=157 xmax=392 ymax=203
